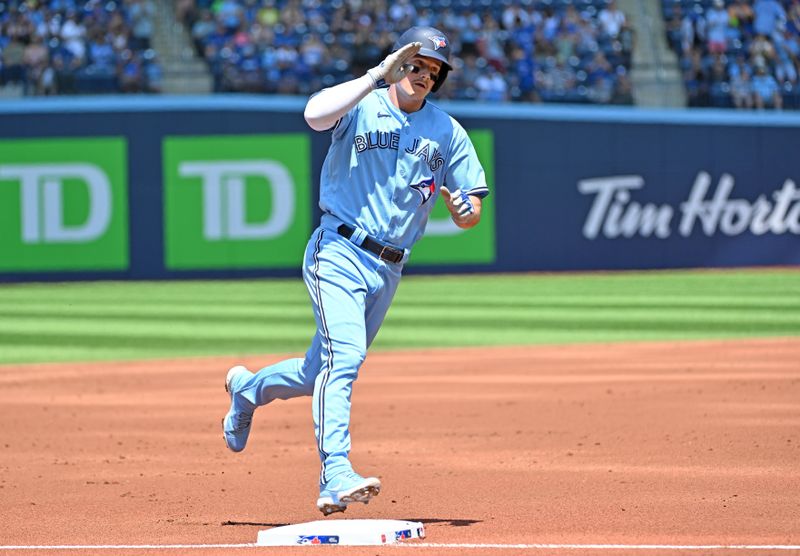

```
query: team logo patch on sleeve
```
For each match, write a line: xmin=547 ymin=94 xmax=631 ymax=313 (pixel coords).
xmin=410 ymin=177 xmax=436 ymax=204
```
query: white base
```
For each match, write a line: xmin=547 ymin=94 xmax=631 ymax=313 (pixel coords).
xmin=256 ymin=519 xmax=426 ymax=546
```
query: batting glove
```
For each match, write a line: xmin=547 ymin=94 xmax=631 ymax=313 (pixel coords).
xmin=367 ymin=42 xmax=422 ymax=89
xmin=440 ymin=186 xmax=475 ymax=218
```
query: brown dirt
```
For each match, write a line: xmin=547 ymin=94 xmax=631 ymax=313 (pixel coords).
xmin=1 ymin=338 xmax=799 ymax=556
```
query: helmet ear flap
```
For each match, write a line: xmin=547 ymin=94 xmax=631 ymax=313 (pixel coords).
xmin=431 ymin=66 xmax=449 ymax=93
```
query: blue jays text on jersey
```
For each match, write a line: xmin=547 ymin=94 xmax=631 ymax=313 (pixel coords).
xmin=318 ymin=87 xmax=489 ymax=252
xmin=352 ymin=132 xmax=445 ymax=174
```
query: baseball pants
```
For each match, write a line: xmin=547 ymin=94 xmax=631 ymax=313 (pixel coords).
xmin=232 ymin=223 xmax=402 ymax=485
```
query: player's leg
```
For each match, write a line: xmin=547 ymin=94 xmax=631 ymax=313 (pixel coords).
xmin=306 ymin=230 xmax=387 ymax=514
xmin=364 ymin=262 xmax=402 ymax=348
xmin=316 ymin=259 xmax=402 ymax=515
xmin=307 ymin=230 xmax=369 ymax=481
xmin=222 ymin=233 xmax=333 ymax=453
xmin=223 ymin=339 xmax=322 ymax=453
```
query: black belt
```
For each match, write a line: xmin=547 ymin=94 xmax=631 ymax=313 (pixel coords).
xmin=337 ymin=224 xmax=404 ymax=264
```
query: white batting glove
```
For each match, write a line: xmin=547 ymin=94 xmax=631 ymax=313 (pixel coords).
xmin=367 ymin=42 xmax=422 ymax=89
xmin=440 ymin=186 xmax=475 ymax=218
xmin=440 ymin=186 xmax=481 ymax=229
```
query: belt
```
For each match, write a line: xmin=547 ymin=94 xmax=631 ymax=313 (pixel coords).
xmin=337 ymin=224 xmax=404 ymax=264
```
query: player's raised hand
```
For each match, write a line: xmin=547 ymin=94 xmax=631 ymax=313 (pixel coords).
xmin=440 ymin=186 xmax=480 ymax=228
xmin=367 ymin=42 xmax=422 ymax=88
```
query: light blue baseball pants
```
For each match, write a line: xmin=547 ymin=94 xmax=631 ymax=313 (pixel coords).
xmin=233 ymin=222 xmax=402 ymax=485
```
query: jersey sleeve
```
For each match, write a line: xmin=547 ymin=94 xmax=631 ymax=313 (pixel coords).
xmin=331 ymin=99 xmax=360 ymax=139
xmin=444 ymin=120 xmax=490 ymax=198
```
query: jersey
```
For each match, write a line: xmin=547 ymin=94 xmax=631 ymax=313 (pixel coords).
xmin=317 ymin=88 xmax=489 ymax=252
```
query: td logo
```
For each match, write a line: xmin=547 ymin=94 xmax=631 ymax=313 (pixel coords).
xmin=163 ymin=135 xmax=311 ymax=269
xmin=0 ymin=163 xmax=111 ymax=243
xmin=178 ymin=161 xmax=294 ymax=241
xmin=0 ymin=138 xmax=128 ymax=272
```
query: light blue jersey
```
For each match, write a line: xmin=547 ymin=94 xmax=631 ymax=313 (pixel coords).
xmin=227 ymin=84 xmax=490 ymax=500
xmin=319 ymin=88 xmax=489 ymax=252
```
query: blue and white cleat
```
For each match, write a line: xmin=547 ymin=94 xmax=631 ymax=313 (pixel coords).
xmin=316 ymin=472 xmax=381 ymax=516
xmin=222 ymin=365 xmax=255 ymax=452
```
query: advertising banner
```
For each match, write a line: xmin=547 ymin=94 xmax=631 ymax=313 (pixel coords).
xmin=484 ymin=119 xmax=800 ymax=270
xmin=1 ymin=99 xmax=797 ymax=281
xmin=162 ymin=134 xmax=311 ymax=269
xmin=0 ymin=137 xmax=128 ymax=272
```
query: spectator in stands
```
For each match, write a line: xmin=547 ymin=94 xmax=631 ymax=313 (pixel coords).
xmin=60 ymin=11 xmax=87 ymax=63
xmin=144 ymin=50 xmax=163 ymax=93
xmin=256 ymin=0 xmax=279 ymax=27
xmin=728 ymin=0 xmax=755 ymax=38
xmin=476 ymin=13 xmax=506 ymax=71
xmin=730 ymin=63 xmax=755 ymax=108
xmin=664 ymin=5 xmax=695 ymax=55
xmin=129 ymin=0 xmax=155 ymax=51
xmin=508 ymin=44 xmax=538 ymax=102
xmin=754 ymin=0 xmax=787 ymax=37
xmin=389 ymin=0 xmax=417 ymax=26
xmin=216 ymin=0 xmax=244 ymax=33
xmin=789 ymin=0 xmax=800 ymax=33
xmin=752 ymin=62 xmax=783 ymax=107
xmin=86 ymin=29 xmax=116 ymax=74
xmin=191 ymin=10 xmax=217 ymax=57
xmin=706 ymin=0 xmax=730 ymax=55
xmin=749 ymin=32 xmax=777 ymax=67
xmin=23 ymin=33 xmax=49 ymax=94
xmin=612 ymin=66 xmax=635 ymax=104
xmin=598 ymin=0 xmax=627 ymax=39
xmin=172 ymin=0 xmax=633 ymax=106
xmin=119 ymin=49 xmax=144 ymax=92
xmin=447 ymin=51 xmax=482 ymax=100
xmin=773 ymin=22 xmax=800 ymax=84
xmin=501 ymin=2 xmax=531 ymax=31
xmin=586 ymin=51 xmax=615 ymax=103
xmin=475 ymin=65 xmax=509 ymax=101
xmin=51 ymin=46 xmax=80 ymax=94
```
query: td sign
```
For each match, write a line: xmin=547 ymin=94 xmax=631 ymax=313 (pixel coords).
xmin=0 ymin=138 xmax=128 ymax=272
xmin=163 ymin=135 xmax=311 ymax=269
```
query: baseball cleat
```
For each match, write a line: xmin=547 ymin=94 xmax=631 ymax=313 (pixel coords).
xmin=316 ymin=472 xmax=381 ymax=516
xmin=222 ymin=365 xmax=255 ymax=452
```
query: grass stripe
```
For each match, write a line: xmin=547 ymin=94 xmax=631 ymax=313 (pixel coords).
xmin=0 ymin=269 xmax=798 ymax=365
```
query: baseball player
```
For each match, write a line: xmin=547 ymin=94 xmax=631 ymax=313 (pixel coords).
xmin=222 ymin=26 xmax=489 ymax=516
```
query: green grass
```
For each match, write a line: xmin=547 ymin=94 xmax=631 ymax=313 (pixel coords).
xmin=1 ymin=269 xmax=799 ymax=365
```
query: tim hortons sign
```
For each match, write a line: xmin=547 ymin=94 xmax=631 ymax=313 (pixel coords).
xmin=578 ymin=172 xmax=800 ymax=240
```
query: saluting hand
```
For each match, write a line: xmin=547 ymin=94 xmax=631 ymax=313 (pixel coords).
xmin=367 ymin=42 xmax=423 ymax=88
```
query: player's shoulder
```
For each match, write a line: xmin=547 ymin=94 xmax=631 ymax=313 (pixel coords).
xmin=425 ymin=101 xmax=468 ymax=143
xmin=422 ymin=100 xmax=467 ymax=134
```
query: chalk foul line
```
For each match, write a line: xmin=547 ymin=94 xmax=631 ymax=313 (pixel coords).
xmin=1 ymin=543 xmax=800 ymax=551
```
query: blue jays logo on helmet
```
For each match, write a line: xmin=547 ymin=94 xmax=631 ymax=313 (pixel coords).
xmin=393 ymin=26 xmax=453 ymax=92
xmin=410 ymin=177 xmax=436 ymax=204
xmin=429 ymin=36 xmax=447 ymax=50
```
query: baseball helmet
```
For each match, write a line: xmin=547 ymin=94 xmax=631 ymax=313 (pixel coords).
xmin=393 ymin=26 xmax=453 ymax=93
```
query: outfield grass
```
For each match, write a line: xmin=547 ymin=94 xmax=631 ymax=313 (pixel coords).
xmin=1 ymin=269 xmax=799 ymax=365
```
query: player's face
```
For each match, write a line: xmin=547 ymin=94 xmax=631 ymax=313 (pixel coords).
xmin=398 ymin=56 xmax=443 ymax=98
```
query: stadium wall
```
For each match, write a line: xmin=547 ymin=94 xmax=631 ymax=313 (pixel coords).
xmin=1 ymin=96 xmax=798 ymax=282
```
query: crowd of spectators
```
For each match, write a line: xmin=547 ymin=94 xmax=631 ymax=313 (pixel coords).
xmin=664 ymin=0 xmax=800 ymax=109
xmin=177 ymin=0 xmax=635 ymax=104
xmin=0 ymin=0 xmax=162 ymax=95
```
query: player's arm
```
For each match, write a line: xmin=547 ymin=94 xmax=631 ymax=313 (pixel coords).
xmin=439 ymin=187 xmax=483 ymax=229
xmin=303 ymin=42 xmax=422 ymax=132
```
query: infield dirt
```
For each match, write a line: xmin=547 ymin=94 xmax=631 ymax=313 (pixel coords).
xmin=1 ymin=338 xmax=799 ymax=555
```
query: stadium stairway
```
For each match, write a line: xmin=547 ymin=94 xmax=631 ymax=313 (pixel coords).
xmin=152 ymin=0 xmax=213 ymax=94
xmin=620 ymin=0 xmax=687 ymax=107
